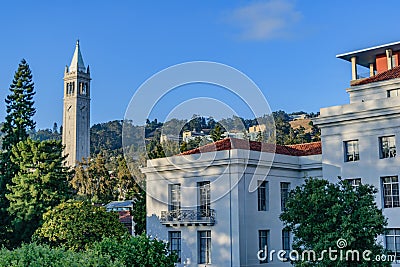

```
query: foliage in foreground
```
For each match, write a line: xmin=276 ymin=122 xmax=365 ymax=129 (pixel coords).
xmin=33 ymin=201 xmax=127 ymax=251
xmin=7 ymin=138 xmax=72 ymax=245
xmin=0 ymin=59 xmax=36 ymax=247
xmin=0 ymin=234 xmax=177 ymax=267
xmin=91 ymin=234 xmax=178 ymax=267
xmin=0 ymin=243 xmax=121 ymax=267
xmin=280 ymin=178 xmax=390 ymax=267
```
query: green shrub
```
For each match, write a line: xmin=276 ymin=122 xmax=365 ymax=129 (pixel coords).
xmin=0 ymin=243 xmax=123 ymax=267
xmin=90 ymin=233 xmax=178 ymax=267
xmin=33 ymin=201 xmax=127 ymax=251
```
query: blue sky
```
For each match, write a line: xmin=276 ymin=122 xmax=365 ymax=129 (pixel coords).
xmin=1 ymin=1 xmax=400 ymax=129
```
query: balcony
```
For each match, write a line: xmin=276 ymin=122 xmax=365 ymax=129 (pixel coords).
xmin=160 ymin=209 xmax=216 ymax=226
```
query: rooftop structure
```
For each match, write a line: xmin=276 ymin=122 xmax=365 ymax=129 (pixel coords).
xmin=337 ymin=41 xmax=400 ymax=85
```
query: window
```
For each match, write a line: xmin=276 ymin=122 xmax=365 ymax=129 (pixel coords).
xmin=258 ymin=181 xmax=269 ymax=211
xmin=259 ymin=230 xmax=269 ymax=264
xmin=382 ymin=176 xmax=400 ymax=208
xmin=380 ymin=136 xmax=396 ymax=158
xmin=198 ymin=181 xmax=210 ymax=217
xmin=344 ymin=140 xmax=359 ymax=162
xmin=386 ymin=229 xmax=400 ymax=263
xmin=346 ymin=178 xmax=361 ymax=188
xmin=169 ymin=231 xmax=181 ymax=263
xmin=388 ymin=89 xmax=400 ymax=98
xmin=198 ymin=230 xmax=211 ymax=264
xmin=282 ymin=229 xmax=291 ymax=259
xmin=169 ymin=184 xmax=181 ymax=211
xmin=280 ymin=182 xmax=290 ymax=211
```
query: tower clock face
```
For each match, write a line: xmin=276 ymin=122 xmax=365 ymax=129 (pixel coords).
xmin=68 ymin=105 xmax=72 ymax=111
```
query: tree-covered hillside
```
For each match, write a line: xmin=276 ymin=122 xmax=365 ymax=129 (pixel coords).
xmin=17 ymin=110 xmax=321 ymax=159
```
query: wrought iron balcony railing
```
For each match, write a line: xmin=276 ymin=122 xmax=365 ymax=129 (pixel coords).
xmin=160 ymin=209 xmax=216 ymax=226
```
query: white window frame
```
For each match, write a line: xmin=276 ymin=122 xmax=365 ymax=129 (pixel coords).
xmin=382 ymin=176 xmax=400 ymax=208
xmin=344 ymin=140 xmax=360 ymax=162
xmin=259 ymin=229 xmax=269 ymax=264
xmin=280 ymin=182 xmax=290 ymax=211
xmin=169 ymin=184 xmax=181 ymax=212
xmin=379 ymin=136 xmax=396 ymax=159
xmin=346 ymin=178 xmax=361 ymax=188
xmin=169 ymin=231 xmax=181 ymax=263
xmin=198 ymin=230 xmax=211 ymax=264
xmin=282 ymin=229 xmax=291 ymax=259
xmin=258 ymin=180 xmax=269 ymax=211
xmin=198 ymin=181 xmax=211 ymax=217
xmin=386 ymin=229 xmax=400 ymax=263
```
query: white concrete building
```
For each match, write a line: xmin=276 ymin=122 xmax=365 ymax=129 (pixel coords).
xmin=314 ymin=41 xmax=400 ymax=265
xmin=145 ymin=41 xmax=400 ymax=266
xmin=143 ymin=138 xmax=321 ymax=266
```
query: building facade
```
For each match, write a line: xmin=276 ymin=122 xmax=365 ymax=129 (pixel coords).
xmin=144 ymin=41 xmax=400 ymax=266
xmin=62 ymin=40 xmax=91 ymax=167
xmin=314 ymin=41 xmax=400 ymax=265
xmin=143 ymin=138 xmax=321 ymax=266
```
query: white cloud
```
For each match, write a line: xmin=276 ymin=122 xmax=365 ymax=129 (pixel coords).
xmin=227 ymin=0 xmax=302 ymax=41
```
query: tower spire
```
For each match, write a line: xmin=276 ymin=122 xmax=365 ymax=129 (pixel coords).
xmin=69 ymin=40 xmax=86 ymax=72
xmin=63 ymin=41 xmax=91 ymax=167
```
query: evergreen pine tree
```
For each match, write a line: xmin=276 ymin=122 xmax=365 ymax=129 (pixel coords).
xmin=6 ymin=139 xmax=71 ymax=245
xmin=0 ymin=59 xmax=36 ymax=247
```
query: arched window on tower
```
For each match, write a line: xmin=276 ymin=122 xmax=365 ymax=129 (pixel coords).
xmin=82 ymin=83 xmax=87 ymax=95
xmin=66 ymin=83 xmax=72 ymax=95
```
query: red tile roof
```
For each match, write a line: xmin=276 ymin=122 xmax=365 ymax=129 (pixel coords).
xmin=352 ymin=65 xmax=400 ymax=86
xmin=179 ymin=138 xmax=321 ymax=157
xmin=118 ymin=210 xmax=132 ymax=224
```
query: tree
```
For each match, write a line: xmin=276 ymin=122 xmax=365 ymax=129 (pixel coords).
xmin=280 ymin=178 xmax=389 ymax=266
xmin=146 ymin=132 xmax=165 ymax=159
xmin=91 ymin=234 xmax=177 ymax=266
xmin=71 ymin=154 xmax=116 ymax=203
xmin=52 ymin=122 xmax=58 ymax=134
xmin=211 ymin=124 xmax=223 ymax=142
xmin=256 ymin=131 xmax=263 ymax=142
xmin=0 ymin=243 xmax=121 ymax=267
xmin=0 ymin=59 xmax=36 ymax=247
xmin=273 ymin=110 xmax=291 ymax=145
xmin=132 ymin=186 xmax=146 ymax=235
xmin=6 ymin=139 xmax=71 ymax=245
xmin=33 ymin=201 xmax=128 ymax=251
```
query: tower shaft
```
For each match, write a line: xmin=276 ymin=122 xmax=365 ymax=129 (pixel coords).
xmin=62 ymin=41 xmax=91 ymax=167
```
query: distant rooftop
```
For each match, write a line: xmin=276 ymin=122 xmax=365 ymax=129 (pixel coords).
xmin=337 ymin=41 xmax=400 ymax=68
xmin=105 ymin=200 xmax=134 ymax=210
xmin=179 ymin=138 xmax=321 ymax=157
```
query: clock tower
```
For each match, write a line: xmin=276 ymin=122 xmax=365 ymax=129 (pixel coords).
xmin=62 ymin=40 xmax=91 ymax=167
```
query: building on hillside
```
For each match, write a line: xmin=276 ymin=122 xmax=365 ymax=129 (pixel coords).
xmin=62 ymin=40 xmax=91 ymax=167
xmin=181 ymin=129 xmax=213 ymax=143
xmin=143 ymin=138 xmax=321 ymax=266
xmin=249 ymin=125 xmax=267 ymax=133
xmin=248 ymin=124 xmax=267 ymax=141
xmin=314 ymin=41 xmax=400 ymax=265
xmin=289 ymin=114 xmax=308 ymax=121
xmin=160 ymin=133 xmax=182 ymax=143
